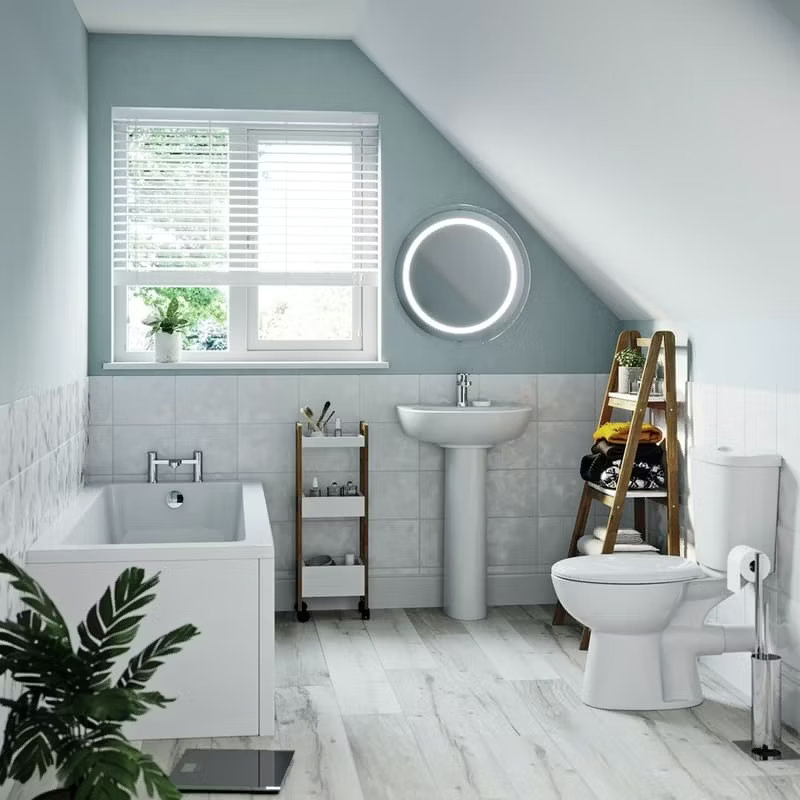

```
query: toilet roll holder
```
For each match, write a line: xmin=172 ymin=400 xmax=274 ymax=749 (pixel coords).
xmin=732 ymin=550 xmax=800 ymax=761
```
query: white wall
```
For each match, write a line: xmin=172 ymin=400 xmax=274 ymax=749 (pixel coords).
xmin=356 ymin=0 xmax=800 ymax=321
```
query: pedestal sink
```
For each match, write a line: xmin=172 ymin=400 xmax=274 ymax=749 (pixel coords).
xmin=396 ymin=403 xmax=532 ymax=620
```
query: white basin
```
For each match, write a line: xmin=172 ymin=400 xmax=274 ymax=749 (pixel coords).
xmin=396 ymin=403 xmax=531 ymax=448
xmin=396 ymin=401 xmax=532 ymax=621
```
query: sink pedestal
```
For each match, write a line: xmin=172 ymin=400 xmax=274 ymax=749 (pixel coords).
xmin=444 ymin=448 xmax=488 ymax=620
xmin=395 ymin=403 xmax=532 ymax=623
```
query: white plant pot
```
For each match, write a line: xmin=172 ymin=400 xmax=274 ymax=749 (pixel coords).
xmin=154 ymin=331 xmax=182 ymax=363
xmin=617 ymin=366 xmax=642 ymax=394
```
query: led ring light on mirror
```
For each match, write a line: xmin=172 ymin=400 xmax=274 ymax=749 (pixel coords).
xmin=396 ymin=206 xmax=531 ymax=341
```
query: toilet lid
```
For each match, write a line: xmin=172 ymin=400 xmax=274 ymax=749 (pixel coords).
xmin=551 ymin=554 xmax=705 ymax=585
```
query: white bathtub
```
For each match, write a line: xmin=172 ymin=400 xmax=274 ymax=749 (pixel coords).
xmin=26 ymin=480 xmax=274 ymax=740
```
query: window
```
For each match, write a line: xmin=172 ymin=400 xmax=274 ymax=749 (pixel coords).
xmin=112 ymin=108 xmax=381 ymax=363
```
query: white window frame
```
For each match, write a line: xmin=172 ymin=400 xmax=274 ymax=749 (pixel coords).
xmin=111 ymin=108 xmax=381 ymax=364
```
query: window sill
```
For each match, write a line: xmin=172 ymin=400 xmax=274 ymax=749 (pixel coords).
xmin=103 ymin=360 xmax=390 ymax=371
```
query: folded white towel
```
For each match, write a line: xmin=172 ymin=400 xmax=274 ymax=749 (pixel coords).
xmin=578 ymin=535 xmax=659 ymax=555
xmin=592 ymin=525 xmax=644 ymax=546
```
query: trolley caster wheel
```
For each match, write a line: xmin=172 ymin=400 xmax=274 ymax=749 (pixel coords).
xmin=295 ymin=601 xmax=310 ymax=623
xmin=360 ymin=609 xmax=370 ymax=620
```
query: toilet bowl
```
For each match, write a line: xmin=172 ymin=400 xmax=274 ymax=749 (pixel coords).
xmin=552 ymin=554 xmax=754 ymax=709
xmin=550 ymin=446 xmax=782 ymax=711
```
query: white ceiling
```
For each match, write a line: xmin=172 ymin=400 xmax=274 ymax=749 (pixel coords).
xmin=72 ymin=0 xmax=366 ymax=38
xmin=73 ymin=0 xmax=800 ymax=321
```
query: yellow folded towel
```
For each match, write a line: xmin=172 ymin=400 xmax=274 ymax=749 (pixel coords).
xmin=593 ymin=421 xmax=663 ymax=445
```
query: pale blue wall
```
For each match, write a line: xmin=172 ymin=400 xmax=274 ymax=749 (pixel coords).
xmin=626 ymin=318 xmax=800 ymax=390
xmin=89 ymin=35 xmax=620 ymax=375
xmin=0 ymin=0 xmax=88 ymax=404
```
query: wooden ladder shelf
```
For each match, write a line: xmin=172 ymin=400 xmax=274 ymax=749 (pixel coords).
xmin=552 ymin=330 xmax=681 ymax=649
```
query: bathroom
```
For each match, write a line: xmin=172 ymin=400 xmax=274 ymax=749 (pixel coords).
xmin=2 ymin=1 xmax=800 ymax=797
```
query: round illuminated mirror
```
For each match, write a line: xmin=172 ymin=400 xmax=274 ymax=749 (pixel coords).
xmin=395 ymin=206 xmax=531 ymax=341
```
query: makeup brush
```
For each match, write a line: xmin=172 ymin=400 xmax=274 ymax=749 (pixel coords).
xmin=322 ymin=408 xmax=336 ymax=428
xmin=316 ymin=400 xmax=331 ymax=428
xmin=300 ymin=406 xmax=322 ymax=432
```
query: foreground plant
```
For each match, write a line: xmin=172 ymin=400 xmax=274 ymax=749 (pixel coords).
xmin=0 ymin=555 xmax=200 ymax=800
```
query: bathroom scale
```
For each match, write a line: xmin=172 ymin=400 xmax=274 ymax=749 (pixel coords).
xmin=169 ymin=748 xmax=294 ymax=794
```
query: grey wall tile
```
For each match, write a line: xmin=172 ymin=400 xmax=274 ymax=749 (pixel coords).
xmin=238 ymin=424 xmax=294 ymax=473
xmin=370 ymin=520 xmax=420 ymax=568
xmin=537 ymin=516 xmax=573 ymax=567
xmin=419 ymin=469 xmax=443 ymax=519
xmin=369 ymin=423 xmax=419 ymax=471
xmin=478 ymin=374 xmax=537 ymax=411
xmin=299 ymin=375 xmax=359 ymax=425
xmin=301 ymin=446 xmax=359 ymax=474
xmin=538 ymin=421 xmax=594 ymax=469
xmin=112 ymin=425 xmax=174 ymax=476
xmin=419 ymin=374 xmax=457 ymax=405
xmin=302 ymin=520 xmax=360 ymax=561
xmin=369 ymin=471 xmax=419 ymax=520
xmin=113 ymin=376 xmax=175 ymax=425
xmin=176 ymin=376 xmax=238 ymax=424
xmin=420 ymin=518 xmax=443 ymax=568
xmin=488 ymin=420 xmax=537 ymax=470
xmin=487 ymin=469 xmax=537 ymax=517
xmin=419 ymin=442 xmax=444 ymax=471
xmin=537 ymin=374 xmax=595 ymax=421
xmin=86 ymin=426 xmax=112 ymax=476
xmin=359 ymin=374 xmax=419 ymax=422
xmin=238 ymin=376 xmax=299 ymax=423
xmin=488 ymin=517 xmax=537 ymax=566
xmin=271 ymin=520 xmax=295 ymax=572
xmin=538 ymin=469 xmax=584 ymax=516
xmin=176 ymin=424 xmax=237 ymax=475
xmin=89 ymin=376 xmax=113 ymax=426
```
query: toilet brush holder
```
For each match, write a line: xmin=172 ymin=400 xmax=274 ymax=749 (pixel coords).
xmin=732 ymin=549 xmax=800 ymax=760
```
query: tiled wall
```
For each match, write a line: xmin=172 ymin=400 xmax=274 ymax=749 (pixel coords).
xmin=87 ymin=373 xmax=609 ymax=610
xmin=681 ymin=380 xmax=800 ymax=729
xmin=0 ymin=379 xmax=88 ymax=617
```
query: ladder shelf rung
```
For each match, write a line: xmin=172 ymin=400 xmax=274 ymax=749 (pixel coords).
xmin=607 ymin=392 xmax=667 ymax=411
xmin=586 ymin=482 xmax=668 ymax=506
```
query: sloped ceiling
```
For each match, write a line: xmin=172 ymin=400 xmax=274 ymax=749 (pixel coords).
xmin=73 ymin=0 xmax=366 ymax=38
xmin=355 ymin=0 xmax=800 ymax=320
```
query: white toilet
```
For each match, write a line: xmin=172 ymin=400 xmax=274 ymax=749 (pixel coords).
xmin=551 ymin=446 xmax=781 ymax=711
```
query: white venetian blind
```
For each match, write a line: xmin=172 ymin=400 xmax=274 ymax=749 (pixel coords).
xmin=112 ymin=109 xmax=380 ymax=285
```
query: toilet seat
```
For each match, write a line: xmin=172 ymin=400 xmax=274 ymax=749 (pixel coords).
xmin=551 ymin=554 xmax=704 ymax=585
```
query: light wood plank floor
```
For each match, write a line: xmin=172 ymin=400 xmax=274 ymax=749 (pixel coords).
xmin=137 ymin=606 xmax=800 ymax=798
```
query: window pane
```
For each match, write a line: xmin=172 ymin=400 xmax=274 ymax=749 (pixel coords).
xmin=127 ymin=287 xmax=229 ymax=351
xmin=257 ymin=286 xmax=352 ymax=341
xmin=257 ymin=140 xmax=354 ymax=272
xmin=122 ymin=126 xmax=229 ymax=269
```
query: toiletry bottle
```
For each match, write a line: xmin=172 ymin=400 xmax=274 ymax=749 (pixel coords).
xmin=327 ymin=481 xmax=339 ymax=497
xmin=334 ymin=417 xmax=342 ymax=437
xmin=309 ymin=477 xmax=321 ymax=497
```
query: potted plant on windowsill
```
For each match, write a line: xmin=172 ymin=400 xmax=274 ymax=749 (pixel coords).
xmin=615 ymin=347 xmax=646 ymax=393
xmin=144 ymin=297 xmax=189 ymax=363
xmin=0 ymin=555 xmax=200 ymax=800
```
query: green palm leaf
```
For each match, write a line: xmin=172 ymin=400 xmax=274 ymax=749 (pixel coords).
xmin=76 ymin=567 xmax=160 ymax=688
xmin=0 ymin=558 xmax=197 ymax=800
xmin=0 ymin=555 xmax=71 ymax=644
xmin=117 ymin=623 xmax=200 ymax=691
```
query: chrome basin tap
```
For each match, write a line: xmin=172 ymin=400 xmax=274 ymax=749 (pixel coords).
xmin=148 ymin=450 xmax=203 ymax=483
xmin=456 ymin=372 xmax=472 ymax=407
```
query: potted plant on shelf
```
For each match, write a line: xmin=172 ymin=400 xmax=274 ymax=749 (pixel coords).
xmin=615 ymin=347 xmax=646 ymax=393
xmin=144 ymin=297 xmax=189 ymax=363
xmin=0 ymin=554 xmax=200 ymax=800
